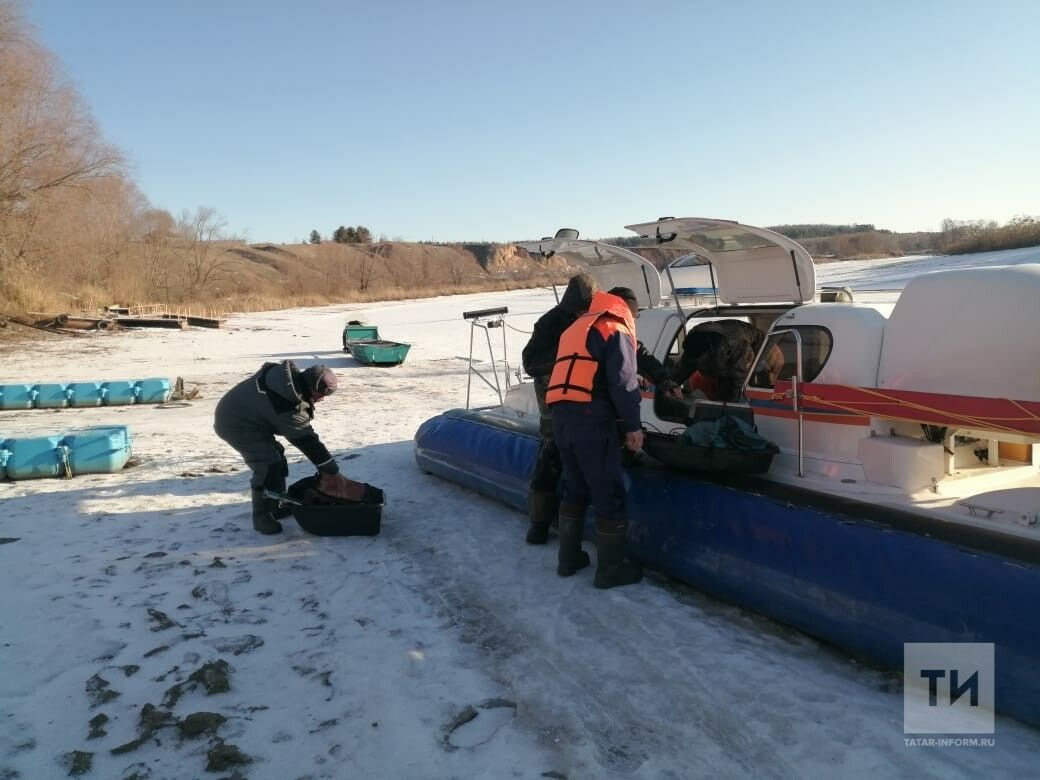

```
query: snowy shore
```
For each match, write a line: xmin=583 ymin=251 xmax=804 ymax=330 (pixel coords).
xmin=3 ymin=255 xmax=1040 ymax=778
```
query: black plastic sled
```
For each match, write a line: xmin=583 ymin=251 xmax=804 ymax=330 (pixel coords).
xmin=283 ymin=475 xmax=385 ymax=536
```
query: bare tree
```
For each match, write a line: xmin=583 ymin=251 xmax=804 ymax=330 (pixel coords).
xmin=448 ymin=259 xmax=464 ymax=286
xmin=180 ymin=207 xmax=234 ymax=299
xmin=355 ymin=251 xmax=376 ymax=292
xmin=384 ymin=257 xmax=404 ymax=288
xmin=0 ymin=0 xmax=126 ymax=298
xmin=132 ymin=208 xmax=176 ymax=302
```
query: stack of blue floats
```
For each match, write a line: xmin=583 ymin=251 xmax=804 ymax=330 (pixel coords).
xmin=0 ymin=377 xmax=166 ymax=480
xmin=0 ymin=377 xmax=171 ymax=409
xmin=0 ymin=425 xmax=132 ymax=479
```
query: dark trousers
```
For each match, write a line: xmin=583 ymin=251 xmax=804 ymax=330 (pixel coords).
xmin=214 ymin=426 xmax=288 ymax=492
xmin=552 ymin=412 xmax=626 ymax=524
xmin=530 ymin=438 xmax=562 ymax=493
xmin=530 ymin=378 xmax=562 ymax=493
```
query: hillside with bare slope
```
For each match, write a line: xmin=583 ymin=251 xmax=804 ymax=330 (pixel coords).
xmin=0 ymin=238 xmax=580 ymax=324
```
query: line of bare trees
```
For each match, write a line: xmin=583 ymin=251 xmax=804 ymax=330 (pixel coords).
xmin=939 ymin=216 xmax=1040 ymax=255
xmin=0 ymin=2 xmax=239 ymax=314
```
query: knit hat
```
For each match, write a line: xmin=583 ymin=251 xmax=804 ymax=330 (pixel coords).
xmin=608 ymin=286 xmax=639 ymax=306
xmin=560 ymin=272 xmax=598 ymax=313
xmin=302 ymin=365 xmax=338 ymax=398
xmin=571 ymin=272 xmax=598 ymax=308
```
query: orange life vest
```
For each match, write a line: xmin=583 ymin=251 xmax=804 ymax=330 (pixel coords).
xmin=546 ymin=292 xmax=636 ymax=405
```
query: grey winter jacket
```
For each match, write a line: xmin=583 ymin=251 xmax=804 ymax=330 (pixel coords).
xmin=213 ymin=360 xmax=340 ymax=474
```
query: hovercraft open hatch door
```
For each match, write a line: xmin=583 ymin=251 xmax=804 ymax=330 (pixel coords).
xmin=625 ymin=217 xmax=816 ymax=306
xmin=518 ymin=238 xmax=662 ymax=310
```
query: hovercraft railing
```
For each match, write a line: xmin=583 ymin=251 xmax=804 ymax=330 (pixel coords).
xmin=462 ymin=306 xmax=512 ymax=409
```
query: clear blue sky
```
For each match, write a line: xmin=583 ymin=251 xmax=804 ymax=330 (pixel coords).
xmin=24 ymin=0 xmax=1040 ymax=244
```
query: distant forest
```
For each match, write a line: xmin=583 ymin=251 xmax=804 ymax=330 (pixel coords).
xmin=605 ymin=217 xmax=1040 ymax=261
xmin=768 ymin=224 xmax=879 ymax=239
xmin=774 ymin=218 xmax=1040 ymax=257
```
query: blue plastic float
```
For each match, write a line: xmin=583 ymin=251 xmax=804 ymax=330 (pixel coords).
xmin=0 ymin=384 xmax=37 ymax=410
xmin=136 ymin=378 xmax=172 ymax=404
xmin=35 ymin=383 xmax=70 ymax=409
xmin=63 ymin=427 xmax=134 ymax=475
xmin=101 ymin=380 xmax=138 ymax=405
xmin=0 ymin=378 xmax=171 ymax=409
xmin=0 ymin=425 xmax=132 ymax=480
xmin=68 ymin=381 xmax=104 ymax=408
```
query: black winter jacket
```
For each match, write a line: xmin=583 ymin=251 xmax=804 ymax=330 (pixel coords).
xmin=522 ymin=276 xmax=594 ymax=379
xmin=635 ymin=342 xmax=673 ymax=389
xmin=213 ymin=360 xmax=340 ymax=474
xmin=523 ymin=275 xmax=676 ymax=392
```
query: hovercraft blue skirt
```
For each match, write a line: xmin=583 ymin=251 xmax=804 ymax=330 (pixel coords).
xmin=414 ymin=408 xmax=539 ymax=511
xmin=414 ymin=408 xmax=1040 ymax=727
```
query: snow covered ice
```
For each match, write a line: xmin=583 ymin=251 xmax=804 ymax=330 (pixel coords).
xmin=2 ymin=249 xmax=1040 ymax=778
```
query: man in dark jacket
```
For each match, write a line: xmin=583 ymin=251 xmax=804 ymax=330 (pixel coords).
xmin=214 ymin=361 xmax=359 ymax=534
xmin=669 ymin=320 xmax=760 ymax=401
xmin=547 ymin=289 xmax=646 ymax=589
xmin=520 ymin=273 xmax=597 ymax=544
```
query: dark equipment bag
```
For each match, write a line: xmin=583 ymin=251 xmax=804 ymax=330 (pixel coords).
xmin=645 ymin=394 xmax=779 ymax=475
xmin=286 ymin=475 xmax=384 ymax=536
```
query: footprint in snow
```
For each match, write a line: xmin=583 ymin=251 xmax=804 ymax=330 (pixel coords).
xmin=443 ymin=699 xmax=517 ymax=749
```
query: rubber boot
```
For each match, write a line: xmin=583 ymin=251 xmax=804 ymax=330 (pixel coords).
xmin=593 ymin=530 xmax=643 ymax=589
xmin=250 ymin=488 xmax=283 ymax=535
xmin=556 ymin=504 xmax=591 ymax=577
xmin=266 ymin=461 xmax=294 ymax=520
xmin=525 ymin=490 xmax=559 ymax=544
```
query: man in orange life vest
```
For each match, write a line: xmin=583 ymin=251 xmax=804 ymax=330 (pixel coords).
xmin=523 ymin=280 xmax=681 ymax=546
xmin=521 ymin=273 xmax=598 ymax=544
xmin=546 ymin=287 xmax=645 ymax=589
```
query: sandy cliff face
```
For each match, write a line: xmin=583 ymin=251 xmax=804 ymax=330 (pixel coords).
xmin=486 ymin=244 xmax=526 ymax=270
xmin=486 ymin=244 xmax=569 ymax=273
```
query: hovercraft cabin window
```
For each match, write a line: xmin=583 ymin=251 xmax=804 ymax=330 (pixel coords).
xmin=750 ymin=326 xmax=833 ymax=388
